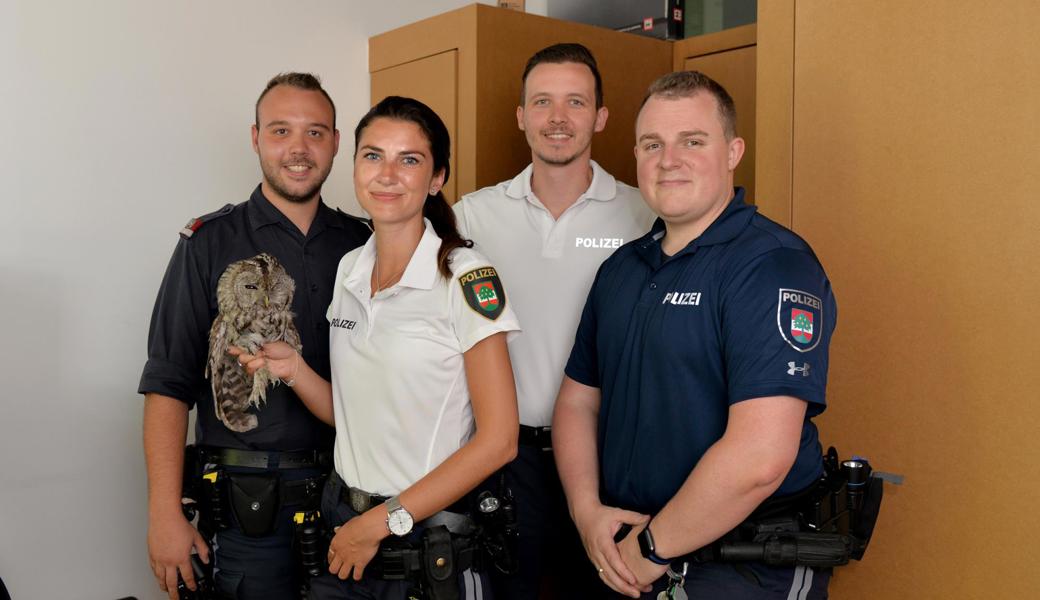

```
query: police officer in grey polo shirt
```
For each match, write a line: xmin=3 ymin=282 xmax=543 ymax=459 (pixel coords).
xmin=453 ymin=43 xmax=655 ymax=599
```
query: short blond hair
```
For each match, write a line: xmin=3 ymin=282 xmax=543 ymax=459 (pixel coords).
xmin=641 ymin=71 xmax=737 ymax=139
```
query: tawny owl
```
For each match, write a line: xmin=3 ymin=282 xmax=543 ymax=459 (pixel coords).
xmin=207 ymin=253 xmax=302 ymax=432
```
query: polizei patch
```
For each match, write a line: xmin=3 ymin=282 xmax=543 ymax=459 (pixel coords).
xmin=777 ymin=288 xmax=823 ymax=352
xmin=459 ymin=267 xmax=506 ymax=320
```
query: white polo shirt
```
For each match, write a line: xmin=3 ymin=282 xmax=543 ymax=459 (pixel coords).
xmin=453 ymin=161 xmax=655 ymax=427
xmin=327 ymin=219 xmax=521 ymax=496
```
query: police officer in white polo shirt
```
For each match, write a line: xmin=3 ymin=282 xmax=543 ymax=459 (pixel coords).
xmin=453 ymin=43 xmax=655 ymax=599
xmin=238 ymin=96 xmax=520 ymax=599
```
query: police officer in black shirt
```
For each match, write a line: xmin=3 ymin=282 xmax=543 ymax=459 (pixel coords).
xmin=139 ymin=73 xmax=369 ymax=600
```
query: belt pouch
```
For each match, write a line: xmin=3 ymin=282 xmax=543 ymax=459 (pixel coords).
xmin=851 ymin=476 xmax=884 ymax=559
xmin=227 ymin=471 xmax=281 ymax=538
xmin=422 ymin=525 xmax=458 ymax=600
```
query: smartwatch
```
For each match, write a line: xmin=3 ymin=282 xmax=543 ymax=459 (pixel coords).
xmin=638 ymin=525 xmax=672 ymax=565
xmin=385 ymin=495 xmax=414 ymax=537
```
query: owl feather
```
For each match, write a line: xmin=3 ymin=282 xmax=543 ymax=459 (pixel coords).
xmin=207 ymin=253 xmax=302 ymax=432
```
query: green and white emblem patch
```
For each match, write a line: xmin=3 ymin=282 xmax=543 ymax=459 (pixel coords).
xmin=459 ymin=266 xmax=506 ymax=320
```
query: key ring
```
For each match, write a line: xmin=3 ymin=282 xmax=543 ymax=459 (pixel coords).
xmin=665 ymin=561 xmax=688 ymax=581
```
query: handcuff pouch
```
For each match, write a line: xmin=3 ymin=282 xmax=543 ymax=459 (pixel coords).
xmin=227 ymin=471 xmax=281 ymax=538
xmin=422 ymin=525 xmax=457 ymax=600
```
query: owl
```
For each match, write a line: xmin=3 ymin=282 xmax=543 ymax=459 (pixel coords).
xmin=207 ymin=253 xmax=302 ymax=432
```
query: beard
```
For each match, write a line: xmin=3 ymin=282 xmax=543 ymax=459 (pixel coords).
xmin=260 ymin=159 xmax=332 ymax=204
xmin=533 ymin=148 xmax=582 ymax=166
xmin=529 ymin=126 xmax=591 ymax=167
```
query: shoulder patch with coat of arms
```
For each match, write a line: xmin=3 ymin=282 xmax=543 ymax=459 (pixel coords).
xmin=777 ymin=288 xmax=823 ymax=352
xmin=459 ymin=266 xmax=506 ymax=320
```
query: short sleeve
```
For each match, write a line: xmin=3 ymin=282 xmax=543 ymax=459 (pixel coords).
xmin=563 ymin=265 xmax=602 ymax=388
xmin=450 ymin=257 xmax=521 ymax=352
xmin=451 ymin=198 xmax=471 ymax=239
xmin=137 ymin=238 xmax=213 ymax=407
xmin=722 ymin=248 xmax=837 ymax=414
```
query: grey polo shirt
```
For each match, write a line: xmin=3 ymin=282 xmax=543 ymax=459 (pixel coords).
xmin=454 ymin=161 xmax=655 ymax=427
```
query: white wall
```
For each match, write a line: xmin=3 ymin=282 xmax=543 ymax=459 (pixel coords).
xmin=0 ymin=1 xmax=565 ymax=598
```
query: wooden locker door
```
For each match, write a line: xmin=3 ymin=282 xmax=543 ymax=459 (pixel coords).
xmin=683 ymin=46 xmax=757 ymax=203
xmin=371 ymin=50 xmax=459 ymax=203
xmin=757 ymin=1 xmax=1040 ymax=597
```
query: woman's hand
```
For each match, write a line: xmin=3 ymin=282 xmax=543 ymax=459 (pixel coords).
xmin=228 ymin=342 xmax=298 ymax=382
xmin=326 ymin=508 xmax=388 ymax=580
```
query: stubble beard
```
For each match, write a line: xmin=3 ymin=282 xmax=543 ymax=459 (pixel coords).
xmin=261 ymin=161 xmax=332 ymax=205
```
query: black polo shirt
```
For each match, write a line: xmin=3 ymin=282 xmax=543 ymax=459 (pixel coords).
xmin=139 ymin=185 xmax=370 ymax=451
xmin=565 ymin=188 xmax=837 ymax=514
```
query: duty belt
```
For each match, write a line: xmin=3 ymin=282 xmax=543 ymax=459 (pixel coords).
xmin=339 ymin=483 xmax=389 ymax=513
xmin=366 ymin=540 xmax=477 ymax=580
xmin=519 ymin=425 xmax=552 ymax=451
xmin=336 ymin=483 xmax=477 ymax=536
xmin=198 ymin=446 xmax=331 ymax=470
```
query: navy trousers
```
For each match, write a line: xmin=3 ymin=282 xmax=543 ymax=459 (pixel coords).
xmin=611 ymin=562 xmax=830 ymax=599
xmin=209 ymin=466 xmax=321 ymax=600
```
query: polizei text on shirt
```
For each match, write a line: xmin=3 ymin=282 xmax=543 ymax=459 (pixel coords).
xmin=781 ymin=290 xmax=822 ymax=309
xmin=663 ymin=291 xmax=702 ymax=306
xmin=575 ymin=237 xmax=624 ymax=248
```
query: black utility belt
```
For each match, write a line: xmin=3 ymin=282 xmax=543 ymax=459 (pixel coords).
xmin=184 ymin=446 xmax=327 ymax=538
xmin=366 ymin=529 xmax=478 ymax=581
xmin=196 ymin=445 xmax=331 ymax=470
xmin=332 ymin=473 xmax=473 ymax=528
xmin=519 ymin=425 xmax=552 ymax=451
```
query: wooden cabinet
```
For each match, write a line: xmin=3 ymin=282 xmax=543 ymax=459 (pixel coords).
xmin=369 ymin=3 xmax=673 ymax=202
xmin=758 ymin=2 xmax=1040 ymax=597
xmin=673 ymin=24 xmax=757 ymax=202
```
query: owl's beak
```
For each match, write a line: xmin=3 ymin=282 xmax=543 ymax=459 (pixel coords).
xmin=264 ymin=295 xmax=269 ymax=307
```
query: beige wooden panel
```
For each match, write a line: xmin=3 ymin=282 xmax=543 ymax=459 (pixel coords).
xmin=753 ymin=1 xmax=794 ymax=226
xmin=371 ymin=50 xmax=459 ymax=203
xmin=789 ymin=1 xmax=1040 ymax=597
xmin=370 ymin=6 xmax=479 ymax=196
xmin=683 ymin=46 xmax=756 ymax=204
xmin=473 ymin=5 xmax=673 ymax=189
xmin=672 ymin=22 xmax=756 ymax=70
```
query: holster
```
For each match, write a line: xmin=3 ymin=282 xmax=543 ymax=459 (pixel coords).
xmin=852 ymin=469 xmax=884 ymax=560
xmin=422 ymin=526 xmax=458 ymax=600
xmin=227 ymin=471 xmax=281 ymax=538
xmin=696 ymin=446 xmax=893 ymax=567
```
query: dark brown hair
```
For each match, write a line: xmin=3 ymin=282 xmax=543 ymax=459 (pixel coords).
xmin=520 ymin=43 xmax=603 ymax=108
xmin=640 ymin=71 xmax=737 ymax=139
xmin=353 ymin=96 xmax=471 ymax=278
xmin=255 ymin=72 xmax=336 ymax=128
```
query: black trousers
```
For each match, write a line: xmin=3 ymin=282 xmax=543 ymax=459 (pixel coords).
xmin=483 ymin=444 xmax=609 ymax=600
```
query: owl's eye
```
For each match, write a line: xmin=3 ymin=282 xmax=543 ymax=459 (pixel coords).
xmin=244 ymin=284 xmax=258 ymax=290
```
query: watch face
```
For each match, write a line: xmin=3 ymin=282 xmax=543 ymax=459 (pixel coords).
xmin=387 ymin=508 xmax=414 ymax=536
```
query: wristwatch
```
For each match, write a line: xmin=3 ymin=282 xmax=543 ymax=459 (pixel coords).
xmin=638 ymin=525 xmax=672 ymax=565
xmin=384 ymin=495 xmax=414 ymax=537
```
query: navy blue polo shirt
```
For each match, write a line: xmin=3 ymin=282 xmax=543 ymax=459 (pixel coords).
xmin=139 ymin=185 xmax=370 ymax=452
xmin=565 ymin=188 xmax=837 ymax=515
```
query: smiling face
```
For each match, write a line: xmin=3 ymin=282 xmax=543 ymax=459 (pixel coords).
xmin=251 ymin=85 xmax=339 ymax=205
xmin=517 ymin=61 xmax=608 ymax=168
xmin=353 ymin=117 xmax=444 ymax=229
xmin=634 ymin=92 xmax=744 ymax=239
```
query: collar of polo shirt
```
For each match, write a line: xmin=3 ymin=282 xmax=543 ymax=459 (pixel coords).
xmin=505 ymin=160 xmax=619 ymax=207
xmin=343 ymin=218 xmax=441 ymax=293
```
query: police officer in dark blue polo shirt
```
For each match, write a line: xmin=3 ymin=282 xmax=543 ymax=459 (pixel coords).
xmin=553 ymin=71 xmax=836 ymax=599
xmin=139 ymin=73 xmax=369 ymax=600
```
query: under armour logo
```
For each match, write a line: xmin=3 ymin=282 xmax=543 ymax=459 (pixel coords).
xmin=787 ymin=362 xmax=811 ymax=376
